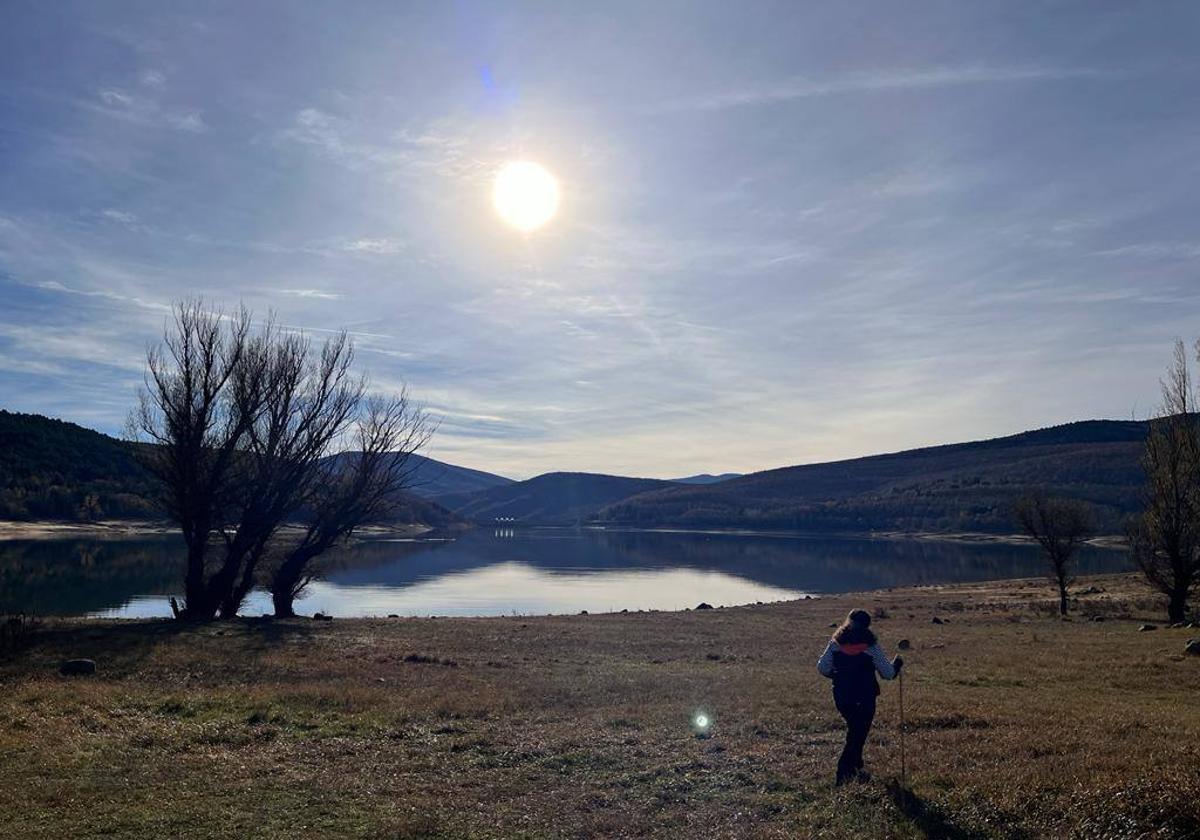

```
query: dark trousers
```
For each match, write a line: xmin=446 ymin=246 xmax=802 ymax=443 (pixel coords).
xmin=835 ymin=695 xmax=876 ymax=782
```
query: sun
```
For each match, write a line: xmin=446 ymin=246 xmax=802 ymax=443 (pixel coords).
xmin=492 ymin=161 xmax=560 ymax=232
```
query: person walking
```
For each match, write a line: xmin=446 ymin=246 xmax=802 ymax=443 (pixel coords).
xmin=816 ymin=609 xmax=903 ymax=785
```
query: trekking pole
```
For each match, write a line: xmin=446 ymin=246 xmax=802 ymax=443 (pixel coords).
xmin=899 ymin=668 xmax=907 ymax=790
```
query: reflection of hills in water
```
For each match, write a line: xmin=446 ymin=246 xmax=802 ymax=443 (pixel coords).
xmin=0 ymin=536 xmax=185 ymax=615
xmin=1 ymin=529 xmax=1132 ymax=616
xmin=325 ymin=528 xmax=1131 ymax=593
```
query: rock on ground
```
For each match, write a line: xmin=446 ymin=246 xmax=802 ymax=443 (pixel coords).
xmin=59 ymin=659 xmax=96 ymax=676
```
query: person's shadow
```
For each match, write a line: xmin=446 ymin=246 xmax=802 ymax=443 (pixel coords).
xmin=886 ymin=780 xmax=1027 ymax=840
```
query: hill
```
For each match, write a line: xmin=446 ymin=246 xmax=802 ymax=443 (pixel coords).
xmin=0 ymin=410 xmax=459 ymax=528
xmin=599 ymin=420 xmax=1151 ymax=534
xmin=669 ymin=473 xmax=743 ymax=485
xmin=438 ymin=472 xmax=673 ymax=525
xmin=0 ymin=409 xmax=159 ymax=520
xmin=403 ymin=454 xmax=514 ymax=499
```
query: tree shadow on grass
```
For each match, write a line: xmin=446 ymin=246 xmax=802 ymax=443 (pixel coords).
xmin=3 ymin=616 xmax=319 ymax=678
xmin=886 ymin=780 xmax=1023 ymax=840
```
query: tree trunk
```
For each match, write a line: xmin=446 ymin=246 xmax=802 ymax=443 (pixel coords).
xmin=1168 ymin=589 xmax=1188 ymax=624
xmin=270 ymin=545 xmax=321 ymax=618
xmin=272 ymin=587 xmax=297 ymax=618
xmin=220 ymin=553 xmax=262 ymax=619
xmin=181 ymin=589 xmax=219 ymax=621
xmin=181 ymin=539 xmax=212 ymax=620
xmin=1058 ymin=584 xmax=1069 ymax=617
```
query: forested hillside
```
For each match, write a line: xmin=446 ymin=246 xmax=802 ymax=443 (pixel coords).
xmin=0 ymin=410 xmax=461 ymax=527
xmin=599 ymin=420 xmax=1150 ymax=534
xmin=0 ymin=410 xmax=158 ymax=520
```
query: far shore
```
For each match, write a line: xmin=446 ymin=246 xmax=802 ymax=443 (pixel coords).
xmin=0 ymin=519 xmax=435 ymax=540
xmin=588 ymin=523 xmax=1129 ymax=549
xmin=0 ymin=519 xmax=1129 ymax=549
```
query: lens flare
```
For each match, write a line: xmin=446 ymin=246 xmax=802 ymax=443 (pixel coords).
xmin=692 ymin=711 xmax=713 ymax=736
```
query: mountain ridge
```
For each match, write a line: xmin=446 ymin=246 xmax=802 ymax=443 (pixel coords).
xmin=669 ymin=473 xmax=743 ymax=485
xmin=0 ymin=409 xmax=1155 ymax=534
xmin=437 ymin=471 xmax=673 ymax=525
xmin=598 ymin=419 xmax=1150 ymax=534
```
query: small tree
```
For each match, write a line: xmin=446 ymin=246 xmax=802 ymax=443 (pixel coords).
xmin=1128 ymin=339 xmax=1200 ymax=623
xmin=76 ymin=494 xmax=103 ymax=521
xmin=1013 ymin=494 xmax=1093 ymax=616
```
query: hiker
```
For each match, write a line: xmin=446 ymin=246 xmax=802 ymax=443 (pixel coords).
xmin=816 ymin=608 xmax=903 ymax=785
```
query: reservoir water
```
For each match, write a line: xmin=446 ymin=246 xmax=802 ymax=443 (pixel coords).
xmin=0 ymin=527 xmax=1131 ymax=618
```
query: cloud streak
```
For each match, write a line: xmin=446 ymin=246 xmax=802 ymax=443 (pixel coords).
xmin=661 ymin=65 xmax=1119 ymax=112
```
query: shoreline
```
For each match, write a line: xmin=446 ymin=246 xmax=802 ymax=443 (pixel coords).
xmin=0 ymin=519 xmax=434 ymax=540
xmin=37 ymin=570 xmax=1156 ymax=625
xmin=0 ymin=519 xmax=1129 ymax=549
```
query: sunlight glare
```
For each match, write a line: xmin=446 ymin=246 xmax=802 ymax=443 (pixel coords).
xmin=492 ymin=161 xmax=560 ymax=232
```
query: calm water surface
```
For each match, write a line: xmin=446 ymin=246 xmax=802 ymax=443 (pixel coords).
xmin=0 ymin=527 xmax=1131 ymax=618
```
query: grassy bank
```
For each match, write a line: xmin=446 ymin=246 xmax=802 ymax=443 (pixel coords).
xmin=2 ymin=574 xmax=1198 ymax=839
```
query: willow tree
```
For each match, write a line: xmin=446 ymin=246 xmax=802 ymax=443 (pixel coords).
xmin=1128 ymin=339 xmax=1200 ymax=624
xmin=133 ymin=300 xmax=430 ymax=620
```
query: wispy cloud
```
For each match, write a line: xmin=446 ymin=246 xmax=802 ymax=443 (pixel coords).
xmin=342 ymin=237 xmax=404 ymax=255
xmin=91 ymin=87 xmax=208 ymax=132
xmin=278 ymin=288 xmax=343 ymax=300
xmin=1093 ymin=242 xmax=1200 ymax=260
xmin=100 ymin=208 xmax=139 ymax=226
xmin=280 ymin=108 xmax=500 ymax=184
xmin=662 ymin=65 xmax=1117 ymax=111
xmin=30 ymin=279 xmax=172 ymax=314
xmin=139 ymin=69 xmax=166 ymax=89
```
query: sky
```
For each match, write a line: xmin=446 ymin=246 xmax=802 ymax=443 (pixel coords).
xmin=2 ymin=2 xmax=1200 ymax=480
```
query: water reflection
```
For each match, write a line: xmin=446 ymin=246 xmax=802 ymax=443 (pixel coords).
xmin=0 ymin=527 xmax=1131 ymax=618
xmin=0 ymin=536 xmax=183 ymax=616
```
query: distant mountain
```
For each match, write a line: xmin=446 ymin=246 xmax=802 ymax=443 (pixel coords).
xmin=0 ymin=409 xmax=459 ymax=528
xmin=438 ymin=472 xmax=673 ymax=525
xmin=599 ymin=420 xmax=1152 ymax=535
xmin=670 ymin=473 xmax=743 ymax=485
xmin=0 ymin=409 xmax=1161 ymax=534
xmin=403 ymin=454 xmax=514 ymax=499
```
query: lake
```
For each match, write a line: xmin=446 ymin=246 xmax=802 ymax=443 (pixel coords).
xmin=0 ymin=527 xmax=1131 ymax=618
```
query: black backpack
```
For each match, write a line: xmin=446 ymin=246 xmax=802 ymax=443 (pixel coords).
xmin=831 ymin=648 xmax=880 ymax=703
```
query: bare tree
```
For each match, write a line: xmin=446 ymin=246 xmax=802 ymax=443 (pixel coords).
xmin=1128 ymin=339 xmax=1200 ymax=624
xmin=1013 ymin=494 xmax=1093 ymax=616
xmin=132 ymin=302 xmax=263 ymax=620
xmin=212 ymin=330 xmax=366 ymax=617
xmin=270 ymin=394 xmax=432 ymax=617
xmin=133 ymin=300 xmax=430 ymax=620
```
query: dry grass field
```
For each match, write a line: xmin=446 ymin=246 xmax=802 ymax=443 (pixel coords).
xmin=2 ymin=573 xmax=1199 ymax=839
